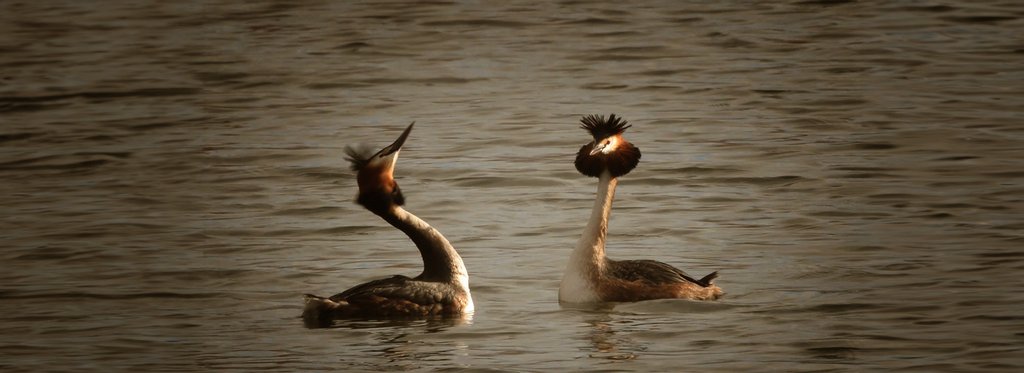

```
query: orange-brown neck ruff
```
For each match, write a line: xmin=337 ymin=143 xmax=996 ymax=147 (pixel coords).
xmin=354 ymin=158 xmax=405 ymax=211
xmin=575 ymin=137 xmax=641 ymax=178
xmin=357 ymin=163 xmax=396 ymax=197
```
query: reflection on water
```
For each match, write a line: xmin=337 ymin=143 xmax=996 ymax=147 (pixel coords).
xmin=324 ymin=316 xmax=473 ymax=331
xmin=584 ymin=314 xmax=642 ymax=362
xmin=326 ymin=318 xmax=472 ymax=370
xmin=3 ymin=0 xmax=1023 ymax=371
xmin=560 ymin=303 xmax=645 ymax=361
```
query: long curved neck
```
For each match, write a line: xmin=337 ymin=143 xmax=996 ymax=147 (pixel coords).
xmin=376 ymin=206 xmax=468 ymax=283
xmin=571 ymin=170 xmax=618 ymax=267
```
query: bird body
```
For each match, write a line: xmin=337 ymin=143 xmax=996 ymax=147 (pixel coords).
xmin=559 ymin=114 xmax=722 ymax=304
xmin=303 ymin=123 xmax=472 ymax=327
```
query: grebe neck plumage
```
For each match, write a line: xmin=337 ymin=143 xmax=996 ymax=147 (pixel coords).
xmin=559 ymin=114 xmax=722 ymax=304
xmin=384 ymin=205 xmax=472 ymax=296
xmin=574 ymin=170 xmax=616 ymax=264
xmin=303 ymin=123 xmax=473 ymax=327
xmin=560 ymin=169 xmax=617 ymax=303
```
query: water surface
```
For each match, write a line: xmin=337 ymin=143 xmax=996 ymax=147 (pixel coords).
xmin=2 ymin=1 xmax=1022 ymax=371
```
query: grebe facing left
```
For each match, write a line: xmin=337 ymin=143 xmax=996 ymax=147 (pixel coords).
xmin=302 ymin=123 xmax=473 ymax=327
xmin=559 ymin=114 xmax=723 ymax=304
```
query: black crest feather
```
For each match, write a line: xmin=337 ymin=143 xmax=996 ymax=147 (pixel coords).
xmin=580 ymin=113 xmax=632 ymax=140
xmin=344 ymin=145 xmax=374 ymax=171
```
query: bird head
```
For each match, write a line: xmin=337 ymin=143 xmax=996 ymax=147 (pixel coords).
xmin=575 ymin=114 xmax=641 ymax=178
xmin=344 ymin=122 xmax=414 ymax=213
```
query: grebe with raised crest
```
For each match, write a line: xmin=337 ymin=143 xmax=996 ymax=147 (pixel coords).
xmin=559 ymin=114 xmax=723 ymax=303
xmin=302 ymin=123 xmax=473 ymax=327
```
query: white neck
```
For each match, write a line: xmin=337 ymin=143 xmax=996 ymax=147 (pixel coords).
xmin=383 ymin=207 xmax=471 ymax=290
xmin=560 ymin=170 xmax=617 ymax=302
xmin=388 ymin=206 xmax=473 ymax=312
xmin=574 ymin=171 xmax=617 ymax=265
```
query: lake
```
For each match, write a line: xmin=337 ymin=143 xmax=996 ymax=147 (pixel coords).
xmin=2 ymin=1 xmax=1022 ymax=371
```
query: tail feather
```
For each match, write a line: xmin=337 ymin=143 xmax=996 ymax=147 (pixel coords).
xmin=697 ymin=271 xmax=719 ymax=287
xmin=302 ymin=294 xmax=344 ymax=328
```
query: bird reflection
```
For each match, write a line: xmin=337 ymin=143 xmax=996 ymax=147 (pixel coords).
xmin=581 ymin=312 xmax=646 ymax=362
xmin=321 ymin=313 xmax=472 ymax=330
xmin=319 ymin=315 xmax=472 ymax=369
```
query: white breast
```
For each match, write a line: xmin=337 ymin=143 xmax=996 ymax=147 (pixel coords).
xmin=458 ymin=272 xmax=475 ymax=313
xmin=559 ymin=262 xmax=600 ymax=303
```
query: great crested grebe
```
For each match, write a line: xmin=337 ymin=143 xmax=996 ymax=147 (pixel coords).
xmin=303 ymin=123 xmax=473 ymax=327
xmin=559 ymin=114 xmax=723 ymax=303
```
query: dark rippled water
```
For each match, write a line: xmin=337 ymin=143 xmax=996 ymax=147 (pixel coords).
xmin=3 ymin=1 xmax=1023 ymax=371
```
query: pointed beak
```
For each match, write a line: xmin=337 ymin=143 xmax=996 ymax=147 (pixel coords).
xmin=378 ymin=122 xmax=414 ymax=157
xmin=373 ymin=122 xmax=414 ymax=175
xmin=589 ymin=141 xmax=606 ymax=156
